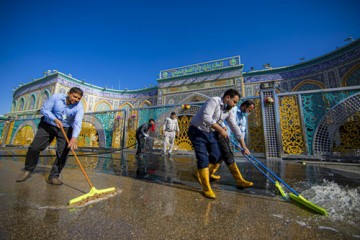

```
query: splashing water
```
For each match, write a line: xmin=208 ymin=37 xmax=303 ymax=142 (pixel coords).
xmin=301 ymin=180 xmax=360 ymax=225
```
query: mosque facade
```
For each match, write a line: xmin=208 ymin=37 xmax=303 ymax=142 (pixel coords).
xmin=2 ymin=39 xmax=360 ymax=160
xmin=9 ymin=40 xmax=360 ymax=115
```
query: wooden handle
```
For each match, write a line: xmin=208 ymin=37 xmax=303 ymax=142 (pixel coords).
xmin=60 ymin=125 xmax=94 ymax=189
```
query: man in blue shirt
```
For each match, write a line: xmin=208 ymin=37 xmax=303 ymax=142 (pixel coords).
xmin=16 ymin=87 xmax=84 ymax=185
xmin=209 ymin=100 xmax=255 ymax=188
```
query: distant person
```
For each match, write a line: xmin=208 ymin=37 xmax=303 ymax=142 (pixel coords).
xmin=17 ymin=87 xmax=84 ymax=185
xmin=136 ymin=119 xmax=155 ymax=157
xmin=188 ymin=89 xmax=244 ymax=199
xmin=209 ymin=100 xmax=255 ymax=188
xmin=162 ymin=112 xmax=179 ymax=155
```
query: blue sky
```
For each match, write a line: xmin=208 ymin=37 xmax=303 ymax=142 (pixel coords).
xmin=0 ymin=0 xmax=359 ymax=115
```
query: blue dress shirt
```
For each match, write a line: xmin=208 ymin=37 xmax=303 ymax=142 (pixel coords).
xmin=41 ymin=93 xmax=84 ymax=138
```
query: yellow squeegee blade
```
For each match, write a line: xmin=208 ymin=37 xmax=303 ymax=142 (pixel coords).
xmin=289 ymin=193 xmax=328 ymax=216
xmin=275 ymin=181 xmax=288 ymax=199
xmin=69 ymin=187 xmax=116 ymax=206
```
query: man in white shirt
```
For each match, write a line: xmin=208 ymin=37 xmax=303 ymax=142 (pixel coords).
xmin=188 ymin=89 xmax=243 ymax=199
xmin=209 ymin=100 xmax=255 ymax=188
xmin=162 ymin=112 xmax=179 ymax=155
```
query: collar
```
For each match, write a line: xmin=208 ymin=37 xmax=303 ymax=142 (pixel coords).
xmin=220 ymin=98 xmax=225 ymax=110
xmin=61 ymin=94 xmax=67 ymax=105
xmin=220 ymin=97 xmax=224 ymax=106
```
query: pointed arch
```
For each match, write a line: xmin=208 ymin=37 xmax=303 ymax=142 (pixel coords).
xmin=59 ymin=87 xmax=67 ymax=94
xmin=11 ymin=120 xmax=37 ymax=145
xmin=12 ymin=100 xmax=17 ymax=112
xmin=341 ymin=63 xmax=360 ymax=87
xmin=28 ymin=94 xmax=36 ymax=110
xmin=180 ymin=92 xmax=210 ymax=103
xmin=80 ymin=98 xmax=87 ymax=113
xmin=18 ymin=97 xmax=25 ymax=111
xmin=82 ymin=115 xmax=106 ymax=147
xmin=292 ymin=80 xmax=326 ymax=92
xmin=94 ymin=100 xmax=112 ymax=112
xmin=139 ymin=100 xmax=152 ymax=107
xmin=313 ymin=92 xmax=360 ymax=156
xmin=119 ymin=102 xmax=134 ymax=110
xmin=38 ymin=89 xmax=51 ymax=108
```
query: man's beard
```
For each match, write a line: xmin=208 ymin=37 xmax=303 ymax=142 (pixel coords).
xmin=225 ymin=104 xmax=233 ymax=111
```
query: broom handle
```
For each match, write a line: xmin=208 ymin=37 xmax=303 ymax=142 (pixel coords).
xmin=230 ymin=139 xmax=299 ymax=196
xmin=60 ymin=125 xmax=94 ymax=189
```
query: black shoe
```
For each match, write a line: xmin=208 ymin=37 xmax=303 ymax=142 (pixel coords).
xmin=16 ymin=171 xmax=31 ymax=182
xmin=48 ymin=178 xmax=63 ymax=185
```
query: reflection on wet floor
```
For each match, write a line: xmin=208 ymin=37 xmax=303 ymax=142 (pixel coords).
xmin=2 ymin=147 xmax=360 ymax=196
xmin=1 ymin=147 xmax=360 ymax=229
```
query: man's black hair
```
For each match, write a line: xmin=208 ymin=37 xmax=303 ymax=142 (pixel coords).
xmin=149 ymin=118 xmax=155 ymax=123
xmin=69 ymin=87 xmax=84 ymax=97
xmin=171 ymin=112 xmax=176 ymax=116
xmin=223 ymin=89 xmax=241 ymax=99
xmin=241 ymin=100 xmax=255 ymax=108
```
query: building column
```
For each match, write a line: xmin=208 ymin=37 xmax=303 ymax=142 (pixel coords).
xmin=260 ymin=82 xmax=282 ymax=159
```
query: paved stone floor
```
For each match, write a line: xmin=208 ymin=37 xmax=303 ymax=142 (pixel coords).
xmin=0 ymin=147 xmax=359 ymax=239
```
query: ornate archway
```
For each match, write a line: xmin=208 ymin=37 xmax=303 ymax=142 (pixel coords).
xmin=94 ymin=100 xmax=112 ymax=112
xmin=180 ymin=92 xmax=209 ymax=103
xmin=12 ymin=121 xmax=37 ymax=145
xmin=292 ymin=80 xmax=326 ymax=91
xmin=140 ymin=100 xmax=152 ymax=107
xmin=80 ymin=115 xmax=105 ymax=147
xmin=313 ymin=92 xmax=360 ymax=156
xmin=341 ymin=63 xmax=360 ymax=87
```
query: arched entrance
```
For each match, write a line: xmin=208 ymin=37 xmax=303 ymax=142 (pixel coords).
xmin=313 ymin=92 xmax=360 ymax=156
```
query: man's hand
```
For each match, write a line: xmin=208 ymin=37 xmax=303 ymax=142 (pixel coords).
xmin=68 ymin=137 xmax=78 ymax=150
xmin=219 ymin=128 xmax=229 ymax=139
xmin=212 ymin=123 xmax=228 ymax=139
xmin=54 ymin=119 xmax=63 ymax=129
xmin=242 ymin=147 xmax=250 ymax=155
xmin=238 ymin=138 xmax=250 ymax=155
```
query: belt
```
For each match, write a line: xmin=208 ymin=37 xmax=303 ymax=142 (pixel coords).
xmin=190 ymin=125 xmax=212 ymax=133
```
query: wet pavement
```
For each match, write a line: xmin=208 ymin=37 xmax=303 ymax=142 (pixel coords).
xmin=0 ymin=147 xmax=360 ymax=239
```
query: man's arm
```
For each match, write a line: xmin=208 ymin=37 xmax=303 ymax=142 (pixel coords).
xmin=140 ymin=124 xmax=149 ymax=137
xmin=41 ymin=95 xmax=58 ymax=123
xmin=211 ymin=123 xmax=228 ymax=138
xmin=238 ymin=138 xmax=250 ymax=155
xmin=226 ymin=111 xmax=250 ymax=155
xmin=226 ymin=111 xmax=243 ymax=142
xmin=162 ymin=119 xmax=168 ymax=135
xmin=175 ymin=119 xmax=180 ymax=135
xmin=203 ymin=98 xmax=228 ymax=138
xmin=68 ymin=106 xmax=84 ymax=150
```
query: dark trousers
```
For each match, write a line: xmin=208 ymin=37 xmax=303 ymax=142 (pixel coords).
xmin=136 ymin=135 xmax=145 ymax=156
xmin=25 ymin=120 xmax=73 ymax=179
xmin=188 ymin=126 xmax=221 ymax=169
xmin=216 ymin=134 xmax=235 ymax=166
